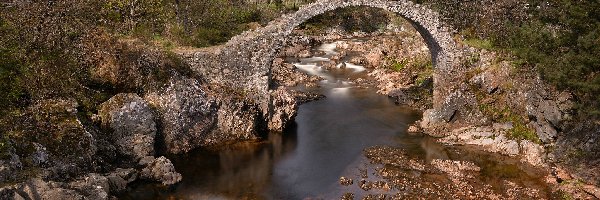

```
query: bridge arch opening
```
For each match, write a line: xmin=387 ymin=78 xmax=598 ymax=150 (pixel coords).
xmin=293 ymin=5 xmax=434 ymax=68
xmin=261 ymin=0 xmax=460 ymax=122
xmin=270 ymin=5 xmax=435 ymax=106
xmin=270 ymin=0 xmax=455 ymax=70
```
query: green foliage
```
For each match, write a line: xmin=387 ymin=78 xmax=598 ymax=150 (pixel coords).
xmin=300 ymin=6 xmax=391 ymax=34
xmin=0 ymin=18 xmax=28 ymax=115
xmin=418 ymin=0 xmax=600 ymax=118
xmin=507 ymin=118 xmax=539 ymax=143
xmin=0 ymin=135 xmax=12 ymax=160
xmin=478 ymin=104 xmax=541 ymax=143
xmin=389 ymin=60 xmax=407 ymax=72
xmin=500 ymin=5 xmax=600 ymax=117
xmin=463 ymin=38 xmax=494 ymax=50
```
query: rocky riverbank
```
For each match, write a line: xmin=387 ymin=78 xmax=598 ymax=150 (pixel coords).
xmin=1 ymin=10 xmax=598 ymax=200
xmin=270 ymin=22 xmax=599 ymax=198
xmin=0 ymin=38 xmax=311 ymax=199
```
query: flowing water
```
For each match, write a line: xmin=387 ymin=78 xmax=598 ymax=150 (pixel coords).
xmin=121 ymin=40 xmax=553 ymax=199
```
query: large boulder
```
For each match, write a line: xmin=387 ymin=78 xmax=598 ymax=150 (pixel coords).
xmin=5 ymin=99 xmax=98 ymax=180
xmin=99 ymin=93 xmax=156 ymax=161
xmin=144 ymin=78 xmax=217 ymax=154
xmin=1 ymin=168 xmax=139 ymax=200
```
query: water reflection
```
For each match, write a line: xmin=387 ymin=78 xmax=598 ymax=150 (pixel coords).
xmin=264 ymin=84 xmax=422 ymax=199
xmin=121 ymin=40 xmax=551 ymax=199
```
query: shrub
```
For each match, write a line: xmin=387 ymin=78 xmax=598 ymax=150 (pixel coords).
xmin=416 ymin=0 xmax=600 ymax=118
xmin=300 ymin=6 xmax=392 ymax=34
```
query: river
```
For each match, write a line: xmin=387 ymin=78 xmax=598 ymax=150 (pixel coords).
xmin=121 ymin=40 xmax=553 ymax=199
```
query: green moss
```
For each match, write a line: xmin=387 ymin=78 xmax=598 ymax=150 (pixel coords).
xmin=477 ymin=103 xmax=540 ymax=143
xmin=556 ymin=190 xmax=574 ymax=200
xmin=389 ymin=60 xmax=406 ymax=72
xmin=507 ymin=120 xmax=539 ymax=143
xmin=463 ymin=38 xmax=494 ymax=50
xmin=0 ymin=135 xmax=12 ymax=160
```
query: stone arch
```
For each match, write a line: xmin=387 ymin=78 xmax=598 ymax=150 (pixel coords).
xmin=182 ymin=0 xmax=462 ymax=123
xmin=274 ymin=0 xmax=456 ymax=69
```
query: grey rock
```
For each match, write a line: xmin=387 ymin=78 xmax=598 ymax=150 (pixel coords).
xmin=138 ymin=156 xmax=155 ymax=166
xmin=0 ymin=143 xmax=21 ymax=183
xmin=69 ymin=173 xmax=110 ymax=199
xmin=469 ymin=70 xmax=500 ymax=94
xmin=493 ymin=122 xmax=513 ymax=131
xmin=531 ymin=121 xmax=558 ymax=144
xmin=539 ymin=100 xmax=561 ymax=127
xmin=140 ymin=156 xmax=182 ymax=186
xmin=31 ymin=143 xmax=49 ymax=167
xmin=268 ymin=89 xmax=298 ymax=132
xmin=99 ymin=93 xmax=157 ymax=161
xmin=145 ymin=79 xmax=217 ymax=154
xmin=213 ymin=97 xmax=263 ymax=143
xmin=432 ymin=91 xmax=473 ymax=123
xmin=106 ymin=168 xmax=138 ymax=193
xmin=17 ymin=179 xmax=85 ymax=200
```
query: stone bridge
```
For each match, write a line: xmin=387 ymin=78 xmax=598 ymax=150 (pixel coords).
xmin=181 ymin=0 xmax=466 ymax=124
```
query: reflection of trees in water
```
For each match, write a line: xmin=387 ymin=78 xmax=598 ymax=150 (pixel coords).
xmin=174 ymin=130 xmax=298 ymax=198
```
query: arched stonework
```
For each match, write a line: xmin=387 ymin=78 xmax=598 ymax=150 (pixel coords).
xmin=181 ymin=0 xmax=464 ymax=124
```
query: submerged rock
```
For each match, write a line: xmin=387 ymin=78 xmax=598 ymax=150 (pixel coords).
xmin=99 ymin=93 xmax=157 ymax=161
xmin=340 ymin=177 xmax=353 ymax=186
xmin=140 ymin=156 xmax=182 ymax=186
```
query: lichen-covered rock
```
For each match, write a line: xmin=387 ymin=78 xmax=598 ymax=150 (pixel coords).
xmin=99 ymin=93 xmax=156 ymax=160
xmin=140 ymin=156 xmax=182 ymax=186
xmin=9 ymin=99 xmax=98 ymax=180
xmin=69 ymin=173 xmax=110 ymax=199
xmin=16 ymin=179 xmax=85 ymax=200
xmin=31 ymin=143 xmax=49 ymax=167
xmin=268 ymin=89 xmax=298 ymax=132
xmin=212 ymin=96 xmax=264 ymax=143
xmin=145 ymin=78 xmax=217 ymax=154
